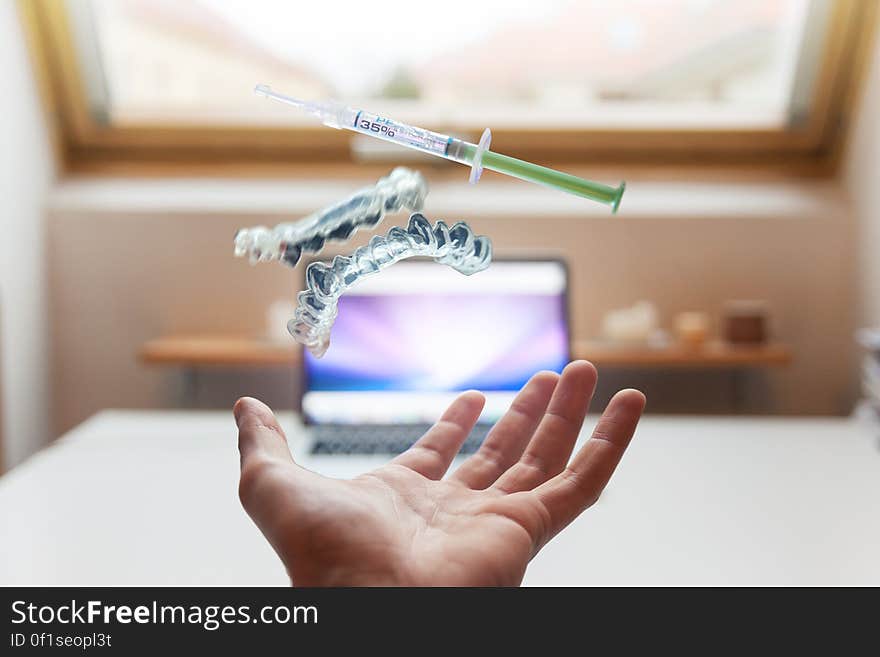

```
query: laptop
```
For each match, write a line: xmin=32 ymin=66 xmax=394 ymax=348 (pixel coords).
xmin=301 ymin=259 xmax=570 ymax=455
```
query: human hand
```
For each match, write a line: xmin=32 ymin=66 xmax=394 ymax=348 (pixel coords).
xmin=234 ymin=360 xmax=645 ymax=586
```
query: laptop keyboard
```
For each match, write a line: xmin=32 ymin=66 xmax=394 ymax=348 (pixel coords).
xmin=310 ymin=424 xmax=492 ymax=455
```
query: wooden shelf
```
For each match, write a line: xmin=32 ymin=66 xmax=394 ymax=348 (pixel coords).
xmin=140 ymin=336 xmax=301 ymax=367
xmin=140 ymin=335 xmax=791 ymax=369
xmin=575 ymin=340 xmax=791 ymax=368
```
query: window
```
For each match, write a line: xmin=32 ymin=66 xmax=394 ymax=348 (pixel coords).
xmin=21 ymin=0 xmax=878 ymax=171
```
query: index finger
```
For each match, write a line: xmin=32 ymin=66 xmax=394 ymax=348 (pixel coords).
xmin=391 ymin=390 xmax=485 ymax=479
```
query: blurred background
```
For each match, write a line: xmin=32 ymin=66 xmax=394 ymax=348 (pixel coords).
xmin=1 ymin=0 xmax=879 ymax=470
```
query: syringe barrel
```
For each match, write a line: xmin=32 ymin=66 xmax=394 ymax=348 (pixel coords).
xmin=345 ymin=109 xmax=454 ymax=158
xmin=321 ymin=103 xmax=359 ymax=130
xmin=444 ymin=138 xmax=475 ymax=165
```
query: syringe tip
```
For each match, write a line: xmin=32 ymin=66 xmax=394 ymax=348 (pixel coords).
xmin=254 ymin=84 xmax=309 ymax=111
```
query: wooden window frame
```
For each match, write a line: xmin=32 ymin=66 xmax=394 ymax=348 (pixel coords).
xmin=18 ymin=0 xmax=879 ymax=176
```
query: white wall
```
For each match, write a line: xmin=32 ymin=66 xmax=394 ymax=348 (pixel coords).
xmin=0 ymin=2 xmax=55 ymax=468
xmin=845 ymin=34 xmax=880 ymax=328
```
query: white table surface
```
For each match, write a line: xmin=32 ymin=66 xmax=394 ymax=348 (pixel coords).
xmin=1 ymin=411 xmax=878 ymax=586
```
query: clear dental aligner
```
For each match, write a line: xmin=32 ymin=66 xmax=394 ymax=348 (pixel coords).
xmin=233 ymin=167 xmax=428 ymax=268
xmin=290 ymin=213 xmax=493 ymax=357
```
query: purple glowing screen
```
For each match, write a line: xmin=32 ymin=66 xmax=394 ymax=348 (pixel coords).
xmin=304 ymin=262 xmax=569 ymax=393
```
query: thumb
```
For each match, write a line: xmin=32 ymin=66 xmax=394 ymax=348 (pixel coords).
xmin=234 ymin=397 xmax=294 ymax=470
xmin=233 ymin=398 xmax=302 ymax=560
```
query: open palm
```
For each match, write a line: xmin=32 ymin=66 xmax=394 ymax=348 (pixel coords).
xmin=235 ymin=361 xmax=645 ymax=586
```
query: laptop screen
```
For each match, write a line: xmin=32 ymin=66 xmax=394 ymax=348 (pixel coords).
xmin=303 ymin=260 xmax=569 ymax=425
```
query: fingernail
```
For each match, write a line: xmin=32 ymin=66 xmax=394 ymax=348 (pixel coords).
xmin=233 ymin=398 xmax=247 ymax=427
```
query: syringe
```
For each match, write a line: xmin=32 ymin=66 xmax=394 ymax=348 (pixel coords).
xmin=255 ymin=84 xmax=625 ymax=213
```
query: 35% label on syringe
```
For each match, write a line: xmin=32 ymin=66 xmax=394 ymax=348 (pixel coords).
xmin=358 ymin=117 xmax=396 ymax=138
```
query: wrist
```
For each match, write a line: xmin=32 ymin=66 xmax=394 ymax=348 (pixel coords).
xmin=290 ymin=563 xmax=408 ymax=587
